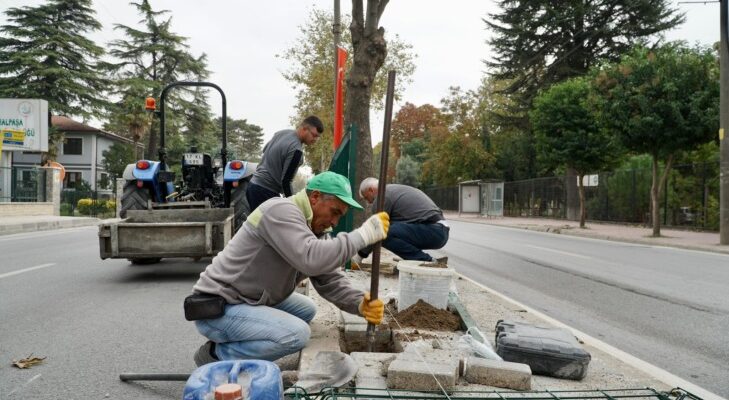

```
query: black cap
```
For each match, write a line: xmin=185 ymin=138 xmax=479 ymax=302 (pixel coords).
xmin=303 ymin=115 xmax=324 ymax=134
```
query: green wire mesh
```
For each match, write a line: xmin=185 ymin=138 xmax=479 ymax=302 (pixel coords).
xmin=284 ymin=387 xmax=702 ymax=400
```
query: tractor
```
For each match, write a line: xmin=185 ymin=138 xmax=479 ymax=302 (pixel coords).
xmin=99 ymin=81 xmax=256 ymax=264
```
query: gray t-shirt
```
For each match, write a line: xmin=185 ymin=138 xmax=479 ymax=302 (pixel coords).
xmin=372 ymin=184 xmax=443 ymax=224
xmin=251 ymin=129 xmax=303 ymax=195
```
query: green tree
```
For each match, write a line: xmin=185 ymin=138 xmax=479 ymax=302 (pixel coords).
xmin=279 ymin=6 xmax=415 ymax=174
xmin=486 ymin=0 xmax=684 ymax=178
xmin=531 ymin=77 xmax=623 ymax=227
xmin=215 ymin=117 xmax=264 ymax=162
xmin=592 ymin=43 xmax=719 ymax=236
xmin=102 ymin=142 xmax=137 ymax=181
xmin=106 ymin=0 xmax=209 ymax=160
xmin=395 ymin=155 xmax=420 ymax=187
xmin=0 ymin=0 xmax=109 ymax=162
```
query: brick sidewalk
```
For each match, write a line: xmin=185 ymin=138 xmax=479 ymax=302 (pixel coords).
xmin=444 ymin=212 xmax=729 ymax=255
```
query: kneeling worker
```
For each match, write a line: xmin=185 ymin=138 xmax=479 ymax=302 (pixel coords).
xmin=189 ymin=171 xmax=389 ymax=365
xmin=356 ymin=177 xmax=449 ymax=263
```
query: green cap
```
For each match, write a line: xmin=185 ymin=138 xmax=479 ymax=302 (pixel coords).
xmin=306 ymin=171 xmax=363 ymax=210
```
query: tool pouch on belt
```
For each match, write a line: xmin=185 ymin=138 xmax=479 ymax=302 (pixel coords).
xmin=184 ymin=293 xmax=226 ymax=321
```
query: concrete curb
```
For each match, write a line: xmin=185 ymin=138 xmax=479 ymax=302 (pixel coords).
xmin=448 ymin=216 xmax=729 ymax=256
xmin=0 ymin=217 xmax=101 ymax=236
xmin=457 ymin=273 xmax=726 ymax=400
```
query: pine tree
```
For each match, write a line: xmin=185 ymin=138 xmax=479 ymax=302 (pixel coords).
xmin=0 ymin=0 xmax=109 ymax=161
xmin=106 ymin=0 xmax=209 ymax=160
xmin=486 ymin=0 xmax=684 ymax=178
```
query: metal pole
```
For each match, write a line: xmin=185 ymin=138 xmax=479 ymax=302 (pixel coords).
xmin=366 ymin=71 xmax=396 ymax=352
xmin=333 ymin=0 xmax=341 ymax=111
xmin=720 ymin=0 xmax=729 ymax=244
xmin=119 ymin=373 xmax=190 ymax=382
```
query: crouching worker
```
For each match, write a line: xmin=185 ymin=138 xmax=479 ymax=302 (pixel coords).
xmin=187 ymin=171 xmax=389 ymax=366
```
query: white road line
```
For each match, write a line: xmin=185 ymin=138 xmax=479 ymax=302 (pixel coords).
xmin=7 ymin=373 xmax=42 ymax=396
xmin=525 ymin=244 xmax=592 ymax=259
xmin=0 ymin=226 xmax=92 ymax=242
xmin=0 ymin=263 xmax=56 ymax=280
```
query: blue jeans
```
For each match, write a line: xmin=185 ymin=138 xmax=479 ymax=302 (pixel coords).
xmin=383 ymin=222 xmax=450 ymax=261
xmin=195 ymin=292 xmax=316 ymax=361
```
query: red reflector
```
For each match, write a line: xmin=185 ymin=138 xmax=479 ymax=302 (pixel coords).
xmin=232 ymin=181 xmax=239 ymax=188
xmin=136 ymin=160 xmax=150 ymax=169
xmin=136 ymin=180 xmax=144 ymax=188
xmin=145 ymin=97 xmax=156 ymax=111
xmin=231 ymin=161 xmax=243 ymax=170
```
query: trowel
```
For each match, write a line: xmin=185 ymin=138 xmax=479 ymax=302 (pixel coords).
xmin=284 ymin=351 xmax=358 ymax=394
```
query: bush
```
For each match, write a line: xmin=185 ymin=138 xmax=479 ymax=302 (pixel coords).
xmin=60 ymin=203 xmax=74 ymax=216
xmin=77 ymin=198 xmax=112 ymax=215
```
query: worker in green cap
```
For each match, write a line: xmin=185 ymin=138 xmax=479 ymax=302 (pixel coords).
xmin=188 ymin=171 xmax=389 ymax=366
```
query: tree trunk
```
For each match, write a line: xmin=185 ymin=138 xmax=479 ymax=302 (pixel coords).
xmin=650 ymin=154 xmax=675 ymax=237
xmin=578 ymin=174 xmax=586 ymax=228
xmin=345 ymin=0 xmax=389 ymax=223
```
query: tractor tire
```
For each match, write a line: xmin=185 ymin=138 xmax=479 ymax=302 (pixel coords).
xmin=120 ymin=181 xmax=150 ymax=218
xmin=231 ymin=180 xmax=251 ymax=233
xmin=128 ymin=258 xmax=162 ymax=265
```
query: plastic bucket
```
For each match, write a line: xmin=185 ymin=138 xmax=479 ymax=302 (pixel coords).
xmin=397 ymin=260 xmax=455 ymax=311
xmin=183 ymin=359 xmax=282 ymax=400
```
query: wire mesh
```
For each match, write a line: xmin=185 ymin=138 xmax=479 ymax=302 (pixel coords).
xmin=285 ymin=386 xmax=701 ymax=400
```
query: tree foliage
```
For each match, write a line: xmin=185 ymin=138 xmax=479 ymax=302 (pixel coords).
xmin=531 ymin=77 xmax=623 ymax=227
xmin=395 ymin=155 xmax=420 ymax=187
xmin=279 ymin=6 xmax=415 ymax=173
xmin=485 ymin=0 xmax=684 ymax=177
xmin=592 ymin=43 xmax=719 ymax=236
xmin=105 ymin=0 xmax=209 ymax=160
xmin=0 ymin=0 xmax=109 ymax=161
xmin=102 ymin=142 xmax=137 ymax=181
xmin=389 ymin=103 xmax=445 ymax=179
xmin=215 ymin=117 xmax=264 ymax=162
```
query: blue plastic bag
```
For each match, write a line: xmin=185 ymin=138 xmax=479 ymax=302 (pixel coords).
xmin=183 ymin=360 xmax=283 ymax=400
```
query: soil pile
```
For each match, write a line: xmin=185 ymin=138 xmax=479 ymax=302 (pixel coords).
xmin=388 ymin=299 xmax=461 ymax=331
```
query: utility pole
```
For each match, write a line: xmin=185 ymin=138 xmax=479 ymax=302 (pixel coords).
xmin=721 ymin=0 xmax=729 ymax=244
xmin=333 ymin=0 xmax=342 ymax=97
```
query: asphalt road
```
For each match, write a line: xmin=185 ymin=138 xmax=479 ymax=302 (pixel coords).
xmin=442 ymin=220 xmax=729 ymax=398
xmin=0 ymin=227 xmax=206 ymax=399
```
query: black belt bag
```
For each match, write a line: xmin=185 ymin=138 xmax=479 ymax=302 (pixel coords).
xmin=184 ymin=293 xmax=226 ymax=321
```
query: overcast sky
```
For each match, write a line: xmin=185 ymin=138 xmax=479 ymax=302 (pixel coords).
xmin=0 ymin=0 xmax=720 ymax=145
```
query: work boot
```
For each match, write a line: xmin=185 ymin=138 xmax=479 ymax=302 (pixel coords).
xmin=193 ymin=340 xmax=219 ymax=367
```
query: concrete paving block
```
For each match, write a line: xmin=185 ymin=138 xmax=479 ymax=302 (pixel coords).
xmin=395 ymin=348 xmax=462 ymax=377
xmin=340 ymin=310 xmax=367 ymax=326
xmin=351 ymin=352 xmax=397 ymax=398
xmin=387 ymin=358 xmax=458 ymax=392
xmin=464 ymin=356 xmax=532 ymax=390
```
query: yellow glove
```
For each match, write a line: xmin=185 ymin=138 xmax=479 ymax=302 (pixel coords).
xmin=354 ymin=212 xmax=390 ymax=246
xmin=358 ymin=292 xmax=384 ymax=325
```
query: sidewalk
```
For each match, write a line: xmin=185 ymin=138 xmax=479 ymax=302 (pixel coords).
xmin=445 ymin=212 xmax=729 ymax=255
xmin=0 ymin=215 xmax=101 ymax=236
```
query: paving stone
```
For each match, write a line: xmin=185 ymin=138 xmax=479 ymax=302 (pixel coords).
xmin=386 ymin=358 xmax=458 ymax=392
xmin=351 ymin=352 xmax=397 ymax=398
xmin=395 ymin=348 xmax=462 ymax=377
xmin=464 ymin=356 xmax=532 ymax=390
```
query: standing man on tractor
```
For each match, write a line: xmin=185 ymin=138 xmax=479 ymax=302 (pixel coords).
xmin=355 ymin=177 xmax=450 ymax=263
xmin=188 ymin=171 xmax=389 ymax=366
xmin=246 ymin=115 xmax=324 ymax=212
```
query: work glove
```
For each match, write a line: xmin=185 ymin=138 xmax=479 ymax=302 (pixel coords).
xmin=358 ymin=292 xmax=384 ymax=325
xmin=353 ymin=212 xmax=389 ymax=246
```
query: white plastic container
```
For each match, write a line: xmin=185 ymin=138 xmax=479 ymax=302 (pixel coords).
xmin=397 ymin=260 xmax=455 ymax=311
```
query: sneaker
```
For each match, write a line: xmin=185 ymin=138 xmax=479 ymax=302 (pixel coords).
xmin=193 ymin=341 xmax=219 ymax=367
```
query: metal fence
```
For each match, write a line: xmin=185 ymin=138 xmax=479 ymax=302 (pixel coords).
xmin=424 ymin=162 xmax=720 ymax=231
xmin=0 ymin=166 xmax=49 ymax=202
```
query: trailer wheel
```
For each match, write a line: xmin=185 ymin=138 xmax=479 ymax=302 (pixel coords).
xmin=120 ymin=181 xmax=151 ymax=218
xmin=231 ymin=180 xmax=251 ymax=232
xmin=128 ymin=258 xmax=162 ymax=265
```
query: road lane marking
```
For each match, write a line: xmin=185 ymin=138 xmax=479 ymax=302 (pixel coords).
xmin=0 ymin=263 xmax=56 ymax=280
xmin=7 ymin=373 xmax=42 ymax=396
xmin=525 ymin=244 xmax=592 ymax=260
xmin=0 ymin=227 xmax=93 ymax=242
